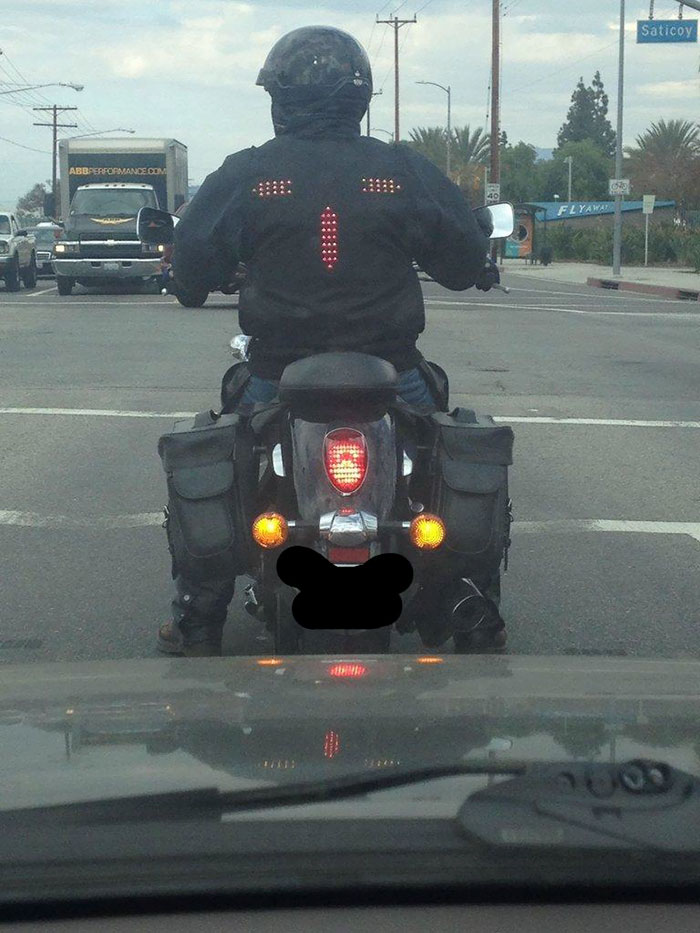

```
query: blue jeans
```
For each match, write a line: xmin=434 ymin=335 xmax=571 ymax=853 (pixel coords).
xmin=239 ymin=366 xmax=437 ymax=414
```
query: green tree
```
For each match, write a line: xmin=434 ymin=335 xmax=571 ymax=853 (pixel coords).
xmin=16 ymin=181 xmax=52 ymax=218
xmin=625 ymin=118 xmax=700 ymax=213
xmin=500 ymin=141 xmax=540 ymax=202
xmin=557 ymin=71 xmax=616 ymax=157
xmin=541 ymin=139 xmax=612 ymax=200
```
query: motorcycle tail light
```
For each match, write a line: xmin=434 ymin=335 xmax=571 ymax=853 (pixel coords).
xmin=324 ymin=429 xmax=368 ymax=494
xmin=252 ymin=512 xmax=288 ymax=549
xmin=409 ymin=513 xmax=446 ymax=550
xmin=328 ymin=663 xmax=368 ymax=679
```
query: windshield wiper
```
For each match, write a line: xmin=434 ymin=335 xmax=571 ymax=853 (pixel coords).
xmin=0 ymin=760 xmax=526 ymax=827
xmin=2 ymin=758 xmax=698 ymax=855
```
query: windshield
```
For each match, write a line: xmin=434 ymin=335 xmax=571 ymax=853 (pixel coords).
xmin=29 ymin=228 xmax=62 ymax=247
xmin=1 ymin=0 xmax=699 ymax=907
xmin=70 ymin=188 xmax=157 ymax=215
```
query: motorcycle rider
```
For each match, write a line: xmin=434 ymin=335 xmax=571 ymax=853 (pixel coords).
xmin=158 ymin=25 xmax=501 ymax=657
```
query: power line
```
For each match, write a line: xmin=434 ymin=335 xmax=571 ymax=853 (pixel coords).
xmin=0 ymin=134 xmax=50 ymax=154
xmin=506 ymin=38 xmax=619 ymax=95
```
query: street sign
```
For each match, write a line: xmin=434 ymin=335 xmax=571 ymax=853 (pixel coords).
xmin=642 ymin=194 xmax=656 ymax=215
xmin=637 ymin=19 xmax=698 ymax=42
xmin=609 ymin=178 xmax=630 ymax=196
xmin=486 ymin=182 xmax=501 ymax=204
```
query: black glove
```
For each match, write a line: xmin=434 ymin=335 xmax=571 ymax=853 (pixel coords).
xmin=475 ymin=257 xmax=500 ymax=292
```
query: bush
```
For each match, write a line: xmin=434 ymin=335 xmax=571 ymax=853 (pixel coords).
xmin=676 ymin=230 xmax=700 ymax=272
xmin=541 ymin=221 xmax=698 ymax=266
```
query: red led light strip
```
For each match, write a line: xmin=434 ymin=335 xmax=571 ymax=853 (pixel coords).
xmin=320 ymin=206 xmax=339 ymax=271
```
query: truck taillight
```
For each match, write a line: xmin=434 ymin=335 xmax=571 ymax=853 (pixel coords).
xmin=324 ymin=429 xmax=368 ymax=494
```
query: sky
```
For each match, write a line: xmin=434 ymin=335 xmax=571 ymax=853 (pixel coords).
xmin=1 ymin=0 xmax=698 ymax=206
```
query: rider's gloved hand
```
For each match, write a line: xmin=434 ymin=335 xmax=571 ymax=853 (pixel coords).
xmin=475 ymin=257 xmax=500 ymax=292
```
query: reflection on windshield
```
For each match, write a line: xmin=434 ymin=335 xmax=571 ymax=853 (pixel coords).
xmin=70 ymin=189 xmax=157 ymax=215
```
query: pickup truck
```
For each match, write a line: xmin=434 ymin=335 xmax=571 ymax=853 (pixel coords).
xmin=0 ymin=211 xmax=37 ymax=292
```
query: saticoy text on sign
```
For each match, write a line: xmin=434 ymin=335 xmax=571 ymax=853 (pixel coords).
xmin=637 ymin=19 xmax=698 ymax=43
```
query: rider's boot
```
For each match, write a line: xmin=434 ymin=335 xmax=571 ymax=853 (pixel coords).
xmin=157 ymin=574 xmax=235 ymax=657
xmin=451 ymin=577 xmax=506 ymax=653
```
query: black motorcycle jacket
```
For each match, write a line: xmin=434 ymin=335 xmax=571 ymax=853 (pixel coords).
xmin=173 ymin=121 xmax=489 ymax=379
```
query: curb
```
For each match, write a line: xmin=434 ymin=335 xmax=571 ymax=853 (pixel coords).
xmin=586 ymin=277 xmax=700 ymax=302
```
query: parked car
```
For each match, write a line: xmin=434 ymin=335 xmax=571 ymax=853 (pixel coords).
xmin=0 ymin=211 xmax=37 ymax=291
xmin=28 ymin=222 xmax=65 ymax=277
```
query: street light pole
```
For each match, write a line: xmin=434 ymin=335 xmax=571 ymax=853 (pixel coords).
xmin=0 ymin=82 xmax=83 ymax=96
xmin=65 ymin=128 xmax=135 ymax=139
xmin=565 ymin=155 xmax=573 ymax=202
xmin=612 ymin=0 xmax=625 ymax=276
xmin=416 ymin=80 xmax=451 ymax=177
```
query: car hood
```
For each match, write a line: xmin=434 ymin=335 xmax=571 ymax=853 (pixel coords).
xmin=1 ymin=654 xmax=699 ymax=812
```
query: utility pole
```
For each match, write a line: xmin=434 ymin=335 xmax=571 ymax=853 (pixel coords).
xmin=612 ymin=0 xmax=625 ymax=276
xmin=376 ymin=14 xmax=417 ymax=143
xmin=33 ymin=105 xmax=78 ymax=218
xmin=489 ymin=0 xmax=501 ymax=259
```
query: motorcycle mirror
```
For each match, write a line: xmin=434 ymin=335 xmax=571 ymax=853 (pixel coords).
xmin=136 ymin=206 xmax=178 ymax=246
xmin=484 ymin=202 xmax=515 ymax=239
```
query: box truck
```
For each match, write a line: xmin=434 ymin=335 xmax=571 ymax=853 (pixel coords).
xmin=54 ymin=138 xmax=187 ymax=295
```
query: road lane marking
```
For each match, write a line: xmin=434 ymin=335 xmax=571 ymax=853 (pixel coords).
xmin=495 ymin=416 xmax=700 ymax=428
xmin=22 ymin=286 xmax=58 ymax=298
xmin=0 ymin=510 xmax=164 ymax=529
xmin=1 ymin=511 xmax=698 ymax=543
xmin=1 ymin=408 xmax=699 ymax=428
xmin=515 ymin=519 xmax=700 ymax=544
xmin=424 ymin=299 xmax=700 ymax=317
xmin=0 ymin=407 xmax=194 ymax=418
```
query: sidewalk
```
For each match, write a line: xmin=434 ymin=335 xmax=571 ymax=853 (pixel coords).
xmin=501 ymin=258 xmax=700 ymax=301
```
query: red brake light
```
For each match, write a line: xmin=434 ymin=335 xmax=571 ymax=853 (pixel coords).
xmin=328 ymin=662 xmax=368 ymax=679
xmin=324 ymin=429 xmax=368 ymax=494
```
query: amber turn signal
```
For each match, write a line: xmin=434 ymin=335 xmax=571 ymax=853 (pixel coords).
xmin=409 ymin=513 xmax=446 ymax=550
xmin=252 ymin=512 xmax=289 ymax=549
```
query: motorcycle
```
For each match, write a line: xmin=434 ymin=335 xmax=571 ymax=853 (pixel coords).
xmin=139 ymin=204 xmax=515 ymax=655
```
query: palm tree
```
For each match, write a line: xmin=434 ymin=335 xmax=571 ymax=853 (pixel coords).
xmin=452 ymin=125 xmax=491 ymax=166
xmin=628 ymin=118 xmax=700 ymax=158
xmin=407 ymin=126 xmax=449 ymax=168
xmin=624 ymin=118 xmax=700 ymax=214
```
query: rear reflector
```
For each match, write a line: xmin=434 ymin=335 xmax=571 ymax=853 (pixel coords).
xmin=328 ymin=546 xmax=370 ymax=564
xmin=324 ymin=428 xmax=368 ymax=494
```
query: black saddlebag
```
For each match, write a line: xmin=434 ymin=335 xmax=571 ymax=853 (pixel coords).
xmin=158 ymin=412 xmax=256 ymax=581
xmin=431 ymin=409 xmax=514 ymax=582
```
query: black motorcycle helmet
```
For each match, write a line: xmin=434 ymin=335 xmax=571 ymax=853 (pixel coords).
xmin=256 ymin=26 xmax=373 ymax=134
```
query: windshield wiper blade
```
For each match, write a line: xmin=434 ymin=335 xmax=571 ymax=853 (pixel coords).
xmin=458 ymin=759 xmax=700 ymax=854
xmin=0 ymin=761 xmax=527 ymax=827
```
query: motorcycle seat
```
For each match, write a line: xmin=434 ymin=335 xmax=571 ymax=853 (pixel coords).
xmin=279 ymin=352 xmax=398 ymax=423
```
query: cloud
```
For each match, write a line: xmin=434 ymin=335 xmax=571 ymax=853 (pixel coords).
xmin=638 ymin=78 xmax=700 ymax=98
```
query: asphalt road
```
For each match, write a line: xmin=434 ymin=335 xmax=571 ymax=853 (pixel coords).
xmin=0 ymin=273 xmax=698 ymax=663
